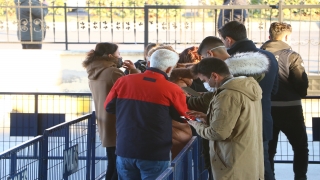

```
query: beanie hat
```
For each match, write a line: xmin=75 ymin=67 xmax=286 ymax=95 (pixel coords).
xmin=149 ymin=49 xmax=179 ymax=71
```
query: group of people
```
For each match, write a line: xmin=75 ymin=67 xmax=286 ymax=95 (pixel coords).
xmin=83 ymin=21 xmax=309 ymax=180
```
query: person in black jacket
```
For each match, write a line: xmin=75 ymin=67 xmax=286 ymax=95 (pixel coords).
xmin=261 ymin=22 xmax=309 ymax=180
xmin=218 ymin=21 xmax=279 ymax=180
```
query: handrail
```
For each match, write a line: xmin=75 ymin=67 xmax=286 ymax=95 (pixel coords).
xmin=0 ymin=135 xmax=43 ymax=157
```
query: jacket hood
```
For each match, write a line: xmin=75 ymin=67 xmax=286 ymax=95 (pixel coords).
xmin=85 ymin=57 xmax=118 ymax=80
xmin=225 ymin=52 xmax=269 ymax=77
xmin=220 ymin=77 xmax=262 ymax=101
xmin=260 ymin=40 xmax=291 ymax=53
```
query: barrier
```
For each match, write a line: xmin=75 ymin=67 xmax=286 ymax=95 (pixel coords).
xmin=0 ymin=112 xmax=103 ymax=180
xmin=157 ymin=136 xmax=208 ymax=180
xmin=0 ymin=136 xmax=43 ymax=180
xmin=0 ymin=93 xmax=320 ymax=179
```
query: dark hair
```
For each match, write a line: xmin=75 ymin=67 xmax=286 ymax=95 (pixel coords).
xmin=218 ymin=21 xmax=247 ymax=41
xmin=191 ymin=57 xmax=230 ymax=78
xmin=269 ymin=22 xmax=292 ymax=40
xmin=198 ymin=36 xmax=225 ymax=55
xmin=179 ymin=46 xmax=201 ymax=63
xmin=82 ymin=42 xmax=118 ymax=67
xmin=144 ymin=43 xmax=160 ymax=60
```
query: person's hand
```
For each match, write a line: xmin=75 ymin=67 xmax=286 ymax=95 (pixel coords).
xmin=122 ymin=60 xmax=136 ymax=71
xmin=187 ymin=119 xmax=198 ymax=127
xmin=186 ymin=110 xmax=207 ymax=123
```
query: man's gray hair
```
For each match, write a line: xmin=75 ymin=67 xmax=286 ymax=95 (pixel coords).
xmin=149 ymin=49 xmax=179 ymax=71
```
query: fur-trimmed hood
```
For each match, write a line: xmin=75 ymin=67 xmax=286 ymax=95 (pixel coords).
xmin=225 ymin=52 xmax=269 ymax=77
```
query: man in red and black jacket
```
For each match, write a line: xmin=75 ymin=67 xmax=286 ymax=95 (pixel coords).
xmin=104 ymin=49 xmax=188 ymax=179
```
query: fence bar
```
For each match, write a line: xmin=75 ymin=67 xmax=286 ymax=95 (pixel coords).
xmin=144 ymin=4 xmax=149 ymax=48
xmin=64 ymin=2 xmax=68 ymax=50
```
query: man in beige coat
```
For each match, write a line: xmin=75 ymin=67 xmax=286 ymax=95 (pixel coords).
xmin=187 ymin=57 xmax=264 ymax=180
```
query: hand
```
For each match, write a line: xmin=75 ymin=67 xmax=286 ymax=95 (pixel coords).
xmin=186 ymin=110 xmax=207 ymax=123
xmin=187 ymin=119 xmax=198 ymax=127
xmin=122 ymin=60 xmax=136 ymax=71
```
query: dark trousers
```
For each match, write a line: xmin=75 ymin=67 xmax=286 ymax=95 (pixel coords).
xmin=269 ymin=106 xmax=309 ymax=180
xmin=106 ymin=147 xmax=118 ymax=180
xmin=22 ymin=43 xmax=42 ymax=49
xmin=264 ymin=141 xmax=275 ymax=180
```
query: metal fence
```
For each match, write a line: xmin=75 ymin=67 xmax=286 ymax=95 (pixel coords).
xmin=0 ymin=92 xmax=110 ymax=179
xmin=0 ymin=2 xmax=319 ymax=74
xmin=156 ymin=136 xmax=208 ymax=180
xmin=0 ymin=92 xmax=92 ymax=152
xmin=0 ymin=111 xmax=108 ymax=180
xmin=0 ymin=92 xmax=320 ymax=179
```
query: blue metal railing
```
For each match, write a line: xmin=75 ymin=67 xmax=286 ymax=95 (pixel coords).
xmin=156 ymin=136 xmax=208 ymax=180
xmin=0 ymin=112 xmax=97 ymax=180
xmin=1 ymin=92 xmax=320 ymax=179
xmin=0 ymin=136 xmax=43 ymax=180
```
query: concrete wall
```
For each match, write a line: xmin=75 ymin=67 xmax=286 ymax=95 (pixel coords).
xmin=1 ymin=49 xmax=319 ymax=95
xmin=0 ymin=50 xmax=143 ymax=93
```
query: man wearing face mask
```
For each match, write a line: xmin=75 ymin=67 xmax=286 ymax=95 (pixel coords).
xmin=261 ymin=22 xmax=309 ymax=180
xmin=104 ymin=49 xmax=189 ymax=180
xmin=219 ymin=21 xmax=279 ymax=180
xmin=187 ymin=58 xmax=264 ymax=180
xmin=186 ymin=36 xmax=269 ymax=180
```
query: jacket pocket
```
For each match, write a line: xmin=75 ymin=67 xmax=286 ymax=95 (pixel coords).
xmin=212 ymin=152 xmax=228 ymax=171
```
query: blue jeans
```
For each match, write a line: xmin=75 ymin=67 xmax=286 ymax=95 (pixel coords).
xmin=116 ymin=156 xmax=169 ymax=180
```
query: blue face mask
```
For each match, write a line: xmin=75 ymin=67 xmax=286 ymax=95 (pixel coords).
xmin=117 ymin=58 xmax=123 ymax=68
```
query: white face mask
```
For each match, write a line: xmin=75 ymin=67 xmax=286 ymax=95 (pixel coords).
xmin=203 ymin=82 xmax=216 ymax=92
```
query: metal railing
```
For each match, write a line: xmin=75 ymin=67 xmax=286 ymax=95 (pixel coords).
xmin=0 ymin=111 xmax=108 ymax=180
xmin=0 ymin=92 xmax=92 ymax=153
xmin=0 ymin=3 xmax=319 ymax=74
xmin=0 ymin=92 xmax=319 ymax=179
xmin=156 ymin=136 xmax=208 ymax=180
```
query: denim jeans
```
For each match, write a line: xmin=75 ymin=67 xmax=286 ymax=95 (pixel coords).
xmin=106 ymin=147 xmax=118 ymax=180
xmin=116 ymin=156 xmax=169 ymax=180
xmin=269 ymin=106 xmax=309 ymax=180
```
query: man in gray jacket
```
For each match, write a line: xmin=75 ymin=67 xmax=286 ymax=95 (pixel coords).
xmin=15 ymin=0 xmax=48 ymax=49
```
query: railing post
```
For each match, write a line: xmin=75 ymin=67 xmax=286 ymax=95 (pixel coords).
xmin=192 ymin=137 xmax=199 ymax=179
xmin=39 ymin=133 xmax=48 ymax=180
xmin=64 ymin=2 xmax=68 ymax=50
xmin=278 ymin=0 xmax=283 ymax=22
xmin=63 ymin=122 xmax=70 ymax=180
xmin=90 ymin=111 xmax=96 ymax=180
xmin=9 ymin=153 xmax=17 ymax=177
xmin=144 ymin=3 xmax=149 ymax=48
xmin=86 ymin=111 xmax=95 ymax=179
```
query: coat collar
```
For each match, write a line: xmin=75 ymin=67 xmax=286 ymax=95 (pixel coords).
xmin=227 ymin=39 xmax=257 ymax=55
xmin=145 ymin=67 xmax=169 ymax=80
xmin=260 ymin=40 xmax=292 ymax=53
